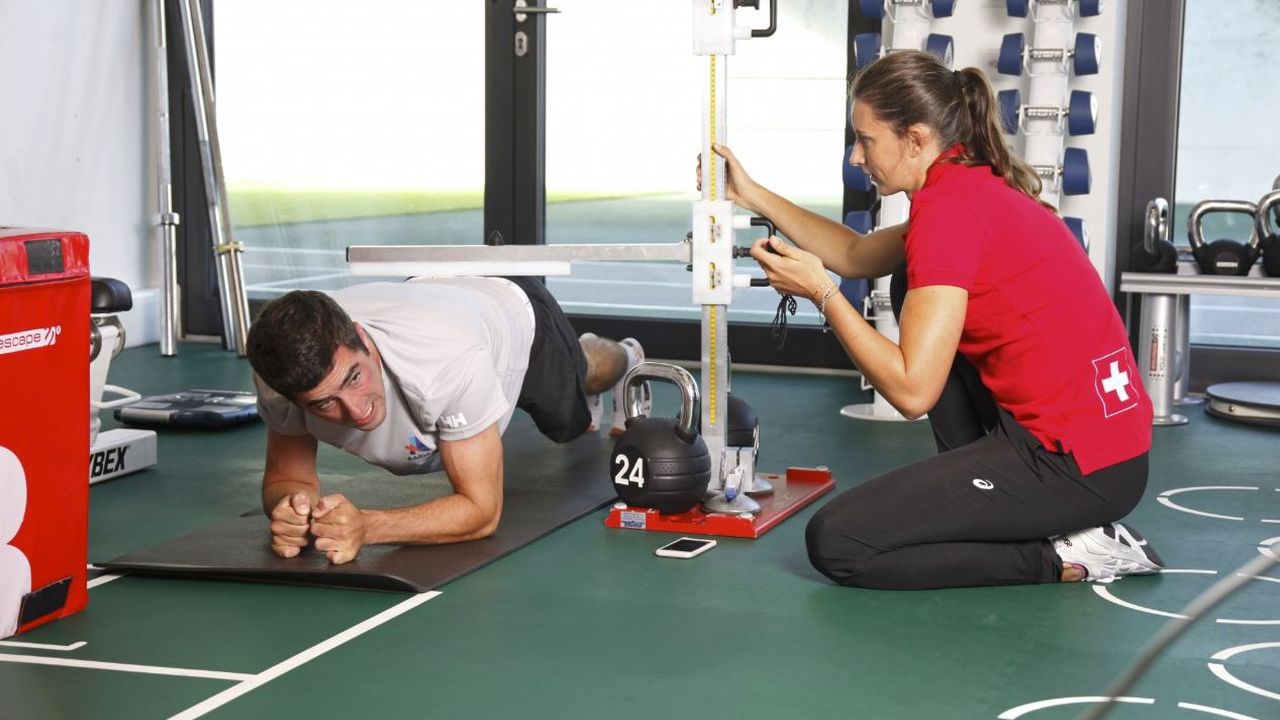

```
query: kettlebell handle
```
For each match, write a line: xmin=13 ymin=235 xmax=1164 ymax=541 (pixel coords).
xmin=623 ymin=361 xmax=700 ymax=442
xmin=1255 ymin=189 xmax=1280 ymax=242
xmin=1144 ymin=197 xmax=1169 ymax=255
xmin=1188 ymin=199 xmax=1260 ymax=251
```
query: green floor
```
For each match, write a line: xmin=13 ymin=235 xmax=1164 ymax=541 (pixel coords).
xmin=2 ymin=343 xmax=1278 ymax=719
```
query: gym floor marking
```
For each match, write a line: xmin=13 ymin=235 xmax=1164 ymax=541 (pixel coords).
xmin=1092 ymin=569 xmax=1280 ymax=624
xmin=998 ymin=696 xmax=1257 ymax=719
xmin=0 ymin=639 xmax=86 ymax=651
xmin=1258 ymin=537 xmax=1279 ymax=561
xmin=1207 ymin=642 xmax=1280 ymax=703
xmin=169 ymin=590 xmax=440 ymax=719
xmin=1157 ymin=486 xmax=1280 ymax=523
xmin=2 ymin=577 xmax=440 ymax=718
xmin=88 ymin=572 xmax=123 ymax=588
xmin=0 ymin=653 xmax=254 ymax=681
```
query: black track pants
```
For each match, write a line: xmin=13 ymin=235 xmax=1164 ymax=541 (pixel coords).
xmin=804 ymin=265 xmax=1149 ymax=590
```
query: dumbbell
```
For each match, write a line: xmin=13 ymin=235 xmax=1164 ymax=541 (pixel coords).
xmin=1032 ymin=147 xmax=1091 ymax=196
xmin=844 ymin=210 xmax=874 ymax=235
xmin=1257 ymin=183 xmax=1280 ymax=277
xmin=843 ymin=149 xmax=875 ymax=192
xmin=853 ymin=33 xmax=954 ymax=70
xmin=1129 ymin=197 xmax=1178 ymax=273
xmin=1187 ymin=199 xmax=1260 ymax=276
xmin=997 ymin=32 xmax=1100 ymax=76
xmin=996 ymin=89 xmax=1097 ymax=136
xmin=1064 ymin=216 xmax=1088 ymax=251
xmin=1007 ymin=0 xmax=1102 ymax=18
xmin=840 ymin=212 xmax=875 ymax=308
xmin=860 ymin=0 xmax=956 ymax=19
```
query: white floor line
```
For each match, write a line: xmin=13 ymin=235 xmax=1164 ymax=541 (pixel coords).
xmin=0 ymin=653 xmax=252 ymax=682
xmin=0 ymin=640 xmax=86 ymax=652
xmin=88 ymin=573 xmax=123 ymax=589
xmin=169 ymin=590 xmax=441 ymax=720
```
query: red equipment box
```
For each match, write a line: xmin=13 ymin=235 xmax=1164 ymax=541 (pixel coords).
xmin=0 ymin=228 xmax=90 ymax=638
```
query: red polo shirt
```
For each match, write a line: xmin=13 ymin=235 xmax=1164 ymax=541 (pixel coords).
xmin=905 ymin=148 xmax=1152 ymax=475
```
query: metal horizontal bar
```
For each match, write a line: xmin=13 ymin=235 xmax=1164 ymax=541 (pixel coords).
xmin=1120 ymin=272 xmax=1280 ymax=298
xmin=346 ymin=242 xmax=692 ymax=266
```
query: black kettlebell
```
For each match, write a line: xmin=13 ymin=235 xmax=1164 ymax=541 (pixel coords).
xmin=1188 ymin=199 xmax=1261 ymax=276
xmin=1257 ymin=188 xmax=1280 ymax=278
xmin=1129 ymin=197 xmax=1177 ymax=273
xmin=610 ymin=362 xmax=711 ymax=514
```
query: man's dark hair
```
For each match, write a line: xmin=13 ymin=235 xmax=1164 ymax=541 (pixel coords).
xmin=246 ymin=290 xmax=368 ymax=399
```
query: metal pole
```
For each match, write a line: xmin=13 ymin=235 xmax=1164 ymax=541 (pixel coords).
xmin=151 ymin=0 xmax=181 ymax=356
xmin=176 ymin=0 xmax=250 ymax=354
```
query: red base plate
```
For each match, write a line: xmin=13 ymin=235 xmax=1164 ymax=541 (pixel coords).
xmin=603 ymin=466 xmax=836 ymax=539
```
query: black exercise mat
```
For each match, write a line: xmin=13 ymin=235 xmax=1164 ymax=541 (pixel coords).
xmin=96 ymin=425 xmax=617 ymax=592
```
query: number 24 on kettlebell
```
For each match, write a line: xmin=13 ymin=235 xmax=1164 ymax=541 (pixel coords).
xmin=613 ymin=453 xmax=646 ymax=488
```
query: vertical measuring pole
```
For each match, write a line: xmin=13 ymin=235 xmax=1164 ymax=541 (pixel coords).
xmin=692 ymin=1 xmax=736 ymax=491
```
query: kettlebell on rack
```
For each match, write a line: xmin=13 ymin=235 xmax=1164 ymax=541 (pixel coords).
xmin=1129 ymin=197 xmax=1178 ymax=273
xmin=1187 ymin=199 xmax=1261 ymax=276
xmin=610 ymin=362 xmax=711 ymax=514
xmin=1256 ymin=183 xmax=1280 ymax=278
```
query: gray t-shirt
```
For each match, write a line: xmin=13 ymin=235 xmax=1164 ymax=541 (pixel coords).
xmin=255 ymin=278 xmax=536 ymax=475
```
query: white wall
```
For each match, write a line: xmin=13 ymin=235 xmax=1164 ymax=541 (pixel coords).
xmin=0 ymin=0 xmax=157 ymax=345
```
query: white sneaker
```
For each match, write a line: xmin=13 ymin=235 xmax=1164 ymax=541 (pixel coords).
xmin=610 ymin=337 xmax=650 ymax=436
xmin=1053 ymin=523 xmax=1165 ymax=584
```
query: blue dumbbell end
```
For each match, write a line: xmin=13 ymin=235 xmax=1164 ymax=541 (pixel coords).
xmin=998 ymin=33 xmax=1026 ymax=76
xmin=1062 ymin=147 xmax=1091 ymax=195
xmin=1078 ymin=0 xmax=1102 ymax=17
xmin=996 ymin=89 xmax=1021 ymax=135
xmin=844 ymin=210 xmax=875 ymax=235
xmin=924 ymin=34 xmax=954 ymax=68
xmin=1064 ymin=216 xmax=1089 ymax=250
xmin=932 ymin=0 xmax=956 ymax=18
xmin=854 ymin=33 xmax=882 ymax=70
xmin=843 ymin=161 xmax=874 ymax=193
xmin=1067 ymin=90 xmax=1097 ymax=135
xmin=1074 ymin=33 xmax=1101 ymax=75
xmin=859 ymin=0 xmax=885 ymax=19
xmin=1006 ymin=0 xmax=1030 ymax=17
xmin=839 ymin=278 xmax=871 ymax=307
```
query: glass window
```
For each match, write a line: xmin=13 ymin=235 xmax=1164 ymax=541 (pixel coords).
xmin=544 ymin=1 xmax=849 ymax=325
xmin=1173 ymin=0 xmax=1280 ymax=348
xmin=214 ymin=0 xmax=485 ymax=300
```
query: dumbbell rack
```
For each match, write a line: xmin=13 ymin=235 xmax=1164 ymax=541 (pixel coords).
xmin=997 ymin=0 xmax=1098 ymax=240
xmin=843 ymin=0 xmax=957 ymax=423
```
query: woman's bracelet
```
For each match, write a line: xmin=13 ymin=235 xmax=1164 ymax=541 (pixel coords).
xmin=815 ymin=282 xmax=840 ymax=330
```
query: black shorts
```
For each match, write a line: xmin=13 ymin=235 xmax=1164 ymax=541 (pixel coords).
xmin=505 ymin=276 xmax=592 ymax=443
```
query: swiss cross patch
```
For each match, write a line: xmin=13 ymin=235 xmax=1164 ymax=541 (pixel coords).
xmin=1091 ymin=348 xmax=1140 ymax=418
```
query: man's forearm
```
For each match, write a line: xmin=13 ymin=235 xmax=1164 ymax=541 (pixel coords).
xmin=362 ymin=492 xmax=500 ymax=546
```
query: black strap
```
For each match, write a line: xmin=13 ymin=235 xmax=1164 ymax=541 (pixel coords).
xmin=770 ymin=293 xmax=797 ymax=349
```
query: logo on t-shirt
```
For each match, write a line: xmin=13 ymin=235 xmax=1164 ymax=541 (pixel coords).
xmin=1091 ymin=348 xmax=1140 ymax=418
xmin=439 ymin=412 xmax=467 ymax=430
xmin=404 ymin=435 xmax=434 ymax=465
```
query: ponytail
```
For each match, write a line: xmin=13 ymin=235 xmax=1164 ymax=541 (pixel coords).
xmin=953 ymin=68 xmax=1052 ymax=211
xmin=852 ymin=52 xmax=1054 ymax=211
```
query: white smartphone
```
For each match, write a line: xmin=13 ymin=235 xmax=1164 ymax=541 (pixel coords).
xmin=654 ymin=537 xmax=717 ymax=559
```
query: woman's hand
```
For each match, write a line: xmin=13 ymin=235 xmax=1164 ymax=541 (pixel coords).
xmin=749 ymin=236 xmax=837 ymax=303
xmin=696 ymin=143 xmax=763 ymax=213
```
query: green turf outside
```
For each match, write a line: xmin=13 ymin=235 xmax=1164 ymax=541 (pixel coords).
xmin=227 ymin=188 xmax=673 ymax=227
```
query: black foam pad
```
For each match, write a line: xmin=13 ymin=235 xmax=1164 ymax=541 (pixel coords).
xmin=90 ymin=277 xmax=133 ymax=313
xmin=97 ymin=422 xmax=616 ymax=592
